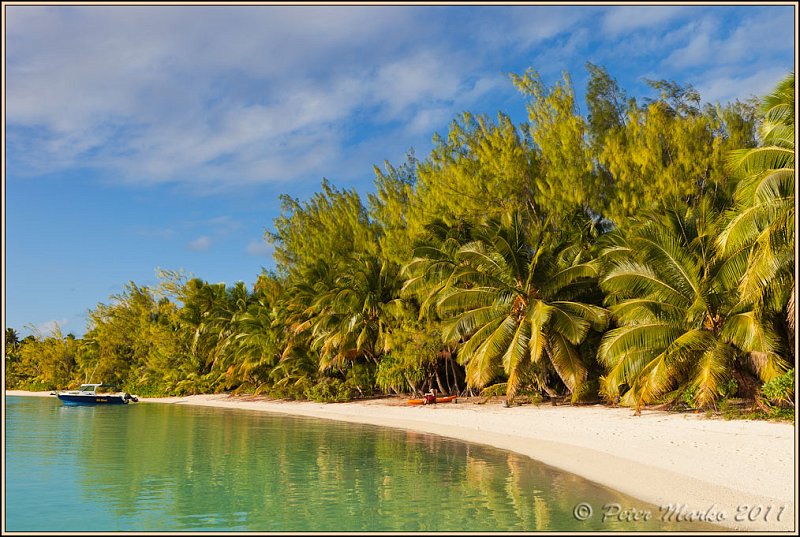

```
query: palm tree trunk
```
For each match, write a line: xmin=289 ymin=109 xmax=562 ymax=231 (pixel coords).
xmin=435 ymin=368 xmax=446 ymax=394
xmin=404 ymin=373 xmax=419 ymax=397
xmin=787 ymin=282 xmax=795 ymax=347
xmin=450 ymin=355 xmax=461 ymax=394
xmin=786 ymin=282 xmax=797 ymax=332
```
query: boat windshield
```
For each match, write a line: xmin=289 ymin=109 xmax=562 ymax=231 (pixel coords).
xmin=78 ymin=385 xmax=97 ymax=392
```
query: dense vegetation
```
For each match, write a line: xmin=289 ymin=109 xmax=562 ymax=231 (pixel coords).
xmin=5 ymin=65 xmax=795 ymax=416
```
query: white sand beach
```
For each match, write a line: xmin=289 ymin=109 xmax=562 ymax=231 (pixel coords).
xmin=7 ymin=390 xmax=796 ymax=531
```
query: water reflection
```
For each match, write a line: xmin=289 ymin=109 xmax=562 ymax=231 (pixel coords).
xmin=6 ymin=396 xmax=721 ymax=531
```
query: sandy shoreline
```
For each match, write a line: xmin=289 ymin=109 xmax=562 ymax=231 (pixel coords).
xmin=7 ymin=390 xmax=796 ymax=531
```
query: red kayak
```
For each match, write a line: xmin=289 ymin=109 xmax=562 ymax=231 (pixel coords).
xmin=407 ymin=395 xmax=457 ymax=405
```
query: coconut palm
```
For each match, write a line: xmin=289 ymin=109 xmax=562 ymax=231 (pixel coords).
xmin=402 ymin=219 xmax=476 ymax=320
xmin=717 ymin=72 xmax=794 ymax=335
xmin=174 ymin=279 xmax=253 ymax=392
xmin=6 ymin=327 xmax=20 ymax=351
xmin=599 ymin=200 xmax=790 ymax=411
xmin=295 ymin=255 xmax=408 ymax=373
xmin=223 ymin=296 xmax=281 ymax=391
xmin=404 ymin=214 xmax=607 ymax=401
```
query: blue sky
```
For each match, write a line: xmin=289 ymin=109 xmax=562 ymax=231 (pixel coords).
xmin=4 ymin=4 xmax=796 ymax=338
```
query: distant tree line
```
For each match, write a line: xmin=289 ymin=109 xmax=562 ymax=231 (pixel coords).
xmin=5 ymin=64 xmax=795 ymax=415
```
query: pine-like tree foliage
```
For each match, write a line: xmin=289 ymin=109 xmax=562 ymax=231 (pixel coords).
xmin=512 ymin=69 xmax=596 ymax=219
xmin=413 ymin=112 xmax=540 ymax=226
xmin=269 ymin=179 xmax=378 ymax=274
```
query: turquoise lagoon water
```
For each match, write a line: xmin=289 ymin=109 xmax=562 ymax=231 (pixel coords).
xmin=4 ymin=395 xmax=719 ymax=532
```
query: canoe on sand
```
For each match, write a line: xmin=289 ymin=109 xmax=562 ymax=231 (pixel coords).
xmin=407 ymin=395 xmax=457 ymax=405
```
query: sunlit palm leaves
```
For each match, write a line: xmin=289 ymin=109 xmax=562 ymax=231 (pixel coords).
xmin=226 ymin=296 xmax=282 ymax=391
xmin=718 ymin=72 xmax=794 ymax=330
xmin=404 ymin=215 xmax=607 ymax=401
xmin=292 ymin=256 xmax=408 ymax=372
xmin=599 ymin=203 xmax=790 ymax=410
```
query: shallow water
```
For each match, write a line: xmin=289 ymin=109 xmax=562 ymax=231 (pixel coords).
xmin=4 ymin=395 xmax=720 ymax=531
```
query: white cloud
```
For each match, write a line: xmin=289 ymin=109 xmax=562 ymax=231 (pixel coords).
xmin=192 ymin=216 xmax=240 ymax=235
xmin=5 ymin=5 xmax=590 ymax=191
xmin=5 ymin=5 xmax=795 ymax=192
xmin=664 ymin=12 xmax=795 ymax=72
xmin=464 ymin=6 xmax=586 ymax=52
xmin=187 ymin=236 xmax=212 ymax=251
xmin=246 ymin=240 xmax=274 ymax=257
xmin=6 ymin=5 xmax=482 ymax=188
xmin=32 ymin=319 xmax=70 ymax=338
xmin=602 ymin=6 xmax=687 ymax=36
xmin=662 ymin=18 xmax=717 ymax=70
xmin=695 ymin=66 xmax=790 ymax=105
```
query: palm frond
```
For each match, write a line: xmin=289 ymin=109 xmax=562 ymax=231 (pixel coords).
xmin=455 ymin=316 xmax=505 ymax=364
xmin=548 ymin=331 xmax=587 ymax=394
xmin=437 ymin=288 xmax=509 ymax=316
xmin=633 ymin=352 xmax=679 ymax=406
xmin=747 ymin=351 xmax=790 ymax=383
xmin=551 ymin=301 xmax=609 ymax=331
xmin=602 ymin=260 xmax=692 ymax=307
xmin=540 ymin=263 xmax=598 ymax=296
xmin=547 ymin=306 xmax=590 ymax=345
xmin=441 ymin=304 xmax=508 ymax=342
xmin=608 ymin=299 xmax=683 ymax=324
xmin=722 ymin=310 xmax=781 ymax=354
xmin=727 ymin=146 xmax=794 ymax=175
xmin=715 ymin=196 xmax=792 ymax=254
xmin=633 ymin=228 xmax=701 ymax=301
xmin=464 ymin=316 xmax=517 ymax=389
xmin=691 ymin=341 xmax=735 ymax=408
xmin=598 ymin=323 xmax=681 ymax=367
xmin=502 ymin=320 xmax=531 ymax=399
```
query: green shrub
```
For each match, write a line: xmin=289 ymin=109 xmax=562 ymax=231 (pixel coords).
xmin=304 ymin=377 xmax=353 ymax=402
xmin=376 ymin=352 xmax=430 ymax=394
xmin=718 ymin=378 xmax=739 ymax=399
xmin=681 ymin=385 xmax=698 ymax=409
xmin=265 ymin=377 xmax=312 ymax=400
xmin=346 ymin=362 xmax=376 ymax=397
xmin=122 ymin=382 xmax=164 ymax=397
xmin=768 ymin=407 xmax=794 ymax=421
xmin=20 ymin=380 xmax=55 ymax=392
xmin=375 ymin=354 xmax=411 ymax=393
xmin=761 ymin=369 xmax=794 ymax=408
xmin=480 ymin=383 xmax=507 ymax=397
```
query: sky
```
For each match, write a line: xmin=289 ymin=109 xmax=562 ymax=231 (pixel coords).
xmin=3 ymin=3 xmax=796 ymax=338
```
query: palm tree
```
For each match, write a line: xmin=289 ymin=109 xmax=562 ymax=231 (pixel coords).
xmin=717 ymin=73 xmax=794 ymax=338
xmin=222 ymin=295 xmax=280 ymax=392
xmin=5 ymin=327 xmax=20 ymax=353
xmin=402 ymin=219 xmax=475 ymax=320
xmin=286 ymin=255 xmax=407 ymax=379
xmin=404 ymin=215 xmax=607 ymax=402
xmin=599 ymin=201 xmax=790 ymax=411
xmin=175 ymin=279 xmax=252 ymax=392
xmin=311 ymin=256 xmax=407 ymax=372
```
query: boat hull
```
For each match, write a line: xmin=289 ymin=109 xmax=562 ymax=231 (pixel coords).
xmin=407 ymin=395 xmax=457 ymax=406
xmin=57 ymin=394 xmax=130 ymax=405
